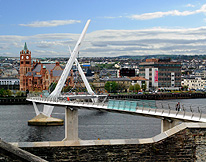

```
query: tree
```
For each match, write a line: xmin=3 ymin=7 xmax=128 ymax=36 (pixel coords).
xmin=134 ymin=83 xmax=141 ymax=92
xmin=63 ymin=86 xmax=72 ymax=92
xmin=182 ymin=85 xmax=188 ymax=91
xmin=129 ymin=85 xmax=134 ymax=92
xmin=105 ymin=81 xmax=118 ymax=93
xmin=16 ymin=91 xmax=25 ymax=97
xmin=141 ymin=82 xmax=147 ymax=91
xmin=90 ymin=83 xmax=96 ymax=91
xmin=49 ymin=82 xmax=57 ymax=93
xmin=0 ymin=88 xmax=5 ymax=97
xmin=117 ymin=83 xmax=127 ymax=93
xmin=6 ymin=89 xmax=12 ymax=96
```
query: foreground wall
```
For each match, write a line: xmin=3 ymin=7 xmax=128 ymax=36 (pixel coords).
xmin=10 ymin=123 xmax=205 ymax=162
xmin=0 ymin=138 xmax=47 ymax=162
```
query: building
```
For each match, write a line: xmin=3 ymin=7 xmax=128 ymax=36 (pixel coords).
xmin=119 ymin=68 xmax=135 ymax=77
xmin=129 ymin=76 xmax=149 ymax=90
xmin=182 ymin=77 xmax=206 ymax=90
xmin=139 ymin=58 xmax=181 ymax=90
xmin=102 ymin=77 xmax=132 ymax=92
xmin=1 ymin=69 xmax=19 ymax=78
xmin=19 ymin=43 xmax=74 ymax=92
xmin=0 ymin=78 xmax=20 ymax=90
xmin=193 ymin=69 xmax=206 ymax=78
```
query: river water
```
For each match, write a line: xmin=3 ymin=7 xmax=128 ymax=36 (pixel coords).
xmin=0 ymin=98 xmax=205 ymax=142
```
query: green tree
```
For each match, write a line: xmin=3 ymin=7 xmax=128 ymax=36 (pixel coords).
xmin=182 ymin=85 xmax=188 ymax=91
xmin=134 ymin=83 xmax=141 ymax=92
xmin=6 ymin=89 xmax=12 ymax=96
xmin=129 ymin=85 xmax=134 ymax=92
xmin=90 ymin=83 xmax=96 ymax=91
xmin=63 ymin=86 xmax=72 ymax=92
xmin=16 ymin=91 xmax=25 ymax=97
xmin=117 ymin=83 xmax=127 ymax=93
xmin=49 ymin=82 xmax=57 ymax=93
xmin=0 ymin=88 xmax=5 ymax=97
xmin=141 ymin=82 xmax=147 ymax=91
xmin=105 ymin=81 xmax=118 ymax=93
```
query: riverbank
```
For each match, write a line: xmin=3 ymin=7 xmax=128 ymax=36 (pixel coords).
xmin=109 ymin=92 xmax=206 ymax=100
xmin=1 ymin=92 xmax=206 ymax=105
xmin=0 ymin=97 xmax=30 ymax=105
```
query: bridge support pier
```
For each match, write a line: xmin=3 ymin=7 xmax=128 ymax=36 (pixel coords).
xmin=161 ymin=119 xmax=180 ymax=132
xmin=63 ymin=107 xmax=78 ymax=141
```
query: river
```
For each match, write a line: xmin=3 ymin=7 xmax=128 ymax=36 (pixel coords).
xmin=0 ymin=98 xmax=205 ymax=142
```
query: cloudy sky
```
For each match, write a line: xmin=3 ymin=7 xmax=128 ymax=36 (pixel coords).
xmin=1 ymin=0 xmax=206 ymax=58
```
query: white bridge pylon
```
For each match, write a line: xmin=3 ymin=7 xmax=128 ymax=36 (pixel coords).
xmin=49 ymin=19 xmax=93 ymax=98
xmin=33 ymin=19 xmax=95 ymax=117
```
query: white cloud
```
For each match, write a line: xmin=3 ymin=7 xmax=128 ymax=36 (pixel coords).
xmin=19 ymin=20 xmax=81 ymax=27
xmin=186 ymin=4 xmax=195 ymax=8
xmin=129 ymin=4 xmax=206 ymax=20
xmin=1 ymin=26 xmax=206 ymax=57
xmin=103 ymin=16 xmax=123 ymax=19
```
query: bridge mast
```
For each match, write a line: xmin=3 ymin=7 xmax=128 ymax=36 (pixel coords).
xmin=49 ymin=20 xmax=92 ymax=98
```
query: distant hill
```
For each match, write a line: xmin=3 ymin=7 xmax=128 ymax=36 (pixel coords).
xmin=117 ymin=54 xmax=206 ymax=60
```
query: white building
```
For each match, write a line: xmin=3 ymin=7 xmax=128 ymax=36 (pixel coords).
xmin=182 ymin=77 xmax=206 ymax=90
xmin=0 ymin=78 xmax=20 ymax=86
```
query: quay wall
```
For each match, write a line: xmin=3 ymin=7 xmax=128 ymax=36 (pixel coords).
xmin=110 ymin=92 xmax=206 ymax=100
xmin=0 ymin=97 xmax=30 ymax=105
xmin=1 ymin=93 xmax=206 ymax=105
xmin=7 ymin=123 xmax=206 ymax=162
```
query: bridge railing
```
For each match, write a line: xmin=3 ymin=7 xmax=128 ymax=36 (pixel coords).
xmin=27 ymin=95 xmax=205 ymax=121
xmin=107 ymin=99 xmax=157 ymax=112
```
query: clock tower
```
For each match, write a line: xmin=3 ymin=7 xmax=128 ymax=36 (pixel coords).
xmin=20 ymin=42 xmax=32 ymax=91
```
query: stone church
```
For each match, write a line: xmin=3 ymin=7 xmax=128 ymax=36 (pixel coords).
xmin=19 ymin=42 xmax=74 ymax=92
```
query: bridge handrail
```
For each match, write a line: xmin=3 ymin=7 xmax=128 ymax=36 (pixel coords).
xmin=26 ymin=96 xmax=206 ymax=122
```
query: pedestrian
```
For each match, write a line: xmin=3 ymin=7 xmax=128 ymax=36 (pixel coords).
xmin=176 ymin=103 xmax=178 ymax=111
xmin=176 ymin=102 xmax=180 ymax=111
xmin=177 ymin=102 xmax=180 ymax=111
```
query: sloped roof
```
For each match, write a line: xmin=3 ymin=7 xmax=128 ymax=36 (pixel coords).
xmin=26 ymin=71 xmax=36 ymax=76
xmin=102 ymin=77 xmax=131 ymax=81
xmin=52 ymin=70 xmax=63 ymax=77
xmin=33 ymin=64 xmax=56 ymax=72
xmin=52 ymin=70 xmax=72 ymax=77
xmin=34 ymin=74 xmax=42 ymax=77
xmin=130 ymin=76 xmax=148 ymax=81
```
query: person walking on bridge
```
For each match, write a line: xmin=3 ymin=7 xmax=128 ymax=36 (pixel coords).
xmin=176 ymin=102 xmax=180 ymax=111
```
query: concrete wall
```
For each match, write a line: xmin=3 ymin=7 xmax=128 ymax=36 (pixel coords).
xmin=9 ymin=123 xmax=205 ymax=162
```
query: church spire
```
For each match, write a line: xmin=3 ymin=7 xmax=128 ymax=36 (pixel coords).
xmin=23 ymin=42 xmax=28 ymax=52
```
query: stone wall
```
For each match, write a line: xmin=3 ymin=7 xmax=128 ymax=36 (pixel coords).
xmin=0 ymin=138 xmax=47 ymax=162
xmin=16 ymin=123 xmax=206 ymax=162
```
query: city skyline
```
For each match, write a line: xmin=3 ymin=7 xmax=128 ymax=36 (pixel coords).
xmin=1 ymin=0 xmax=206 ymax=58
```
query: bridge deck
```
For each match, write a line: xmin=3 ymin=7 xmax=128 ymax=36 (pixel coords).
xmin=27 ymin=97 xmax=206 ymax=123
